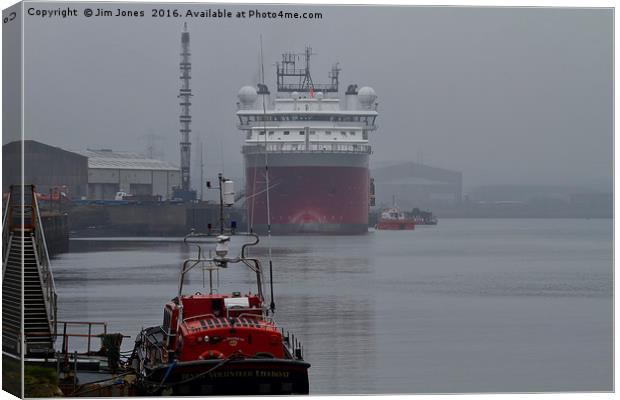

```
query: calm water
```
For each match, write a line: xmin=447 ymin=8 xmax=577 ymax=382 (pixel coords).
xmin=52 ymin=219 xmax=613 ymax=394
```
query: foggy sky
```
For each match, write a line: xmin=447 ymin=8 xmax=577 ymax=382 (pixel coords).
xmin=16 ymin=4 xmax=613 ymax=192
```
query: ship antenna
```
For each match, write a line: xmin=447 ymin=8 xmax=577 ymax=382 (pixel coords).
xmin=260 ymin=35 xmax=276 ymax=314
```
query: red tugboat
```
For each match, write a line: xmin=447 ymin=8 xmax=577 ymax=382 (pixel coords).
xmin=375 ymin=207 xmax=416 ymax=230
xmin=129 ymin=233 xmax=310 ymax=395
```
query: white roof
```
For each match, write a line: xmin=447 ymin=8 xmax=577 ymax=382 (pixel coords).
xmin=76 ymin=149 xmax=180 ymax=171
xmin=224 ymin=297 xmax=250 ymax=308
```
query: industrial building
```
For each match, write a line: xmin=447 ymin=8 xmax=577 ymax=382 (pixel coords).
xmin=371 ymin=162 xmax=462 ymax=209
xmin=76 ymin=149 xmax=181 ymax=200
xmin=3 ymin=140 xmax=88 ymax=197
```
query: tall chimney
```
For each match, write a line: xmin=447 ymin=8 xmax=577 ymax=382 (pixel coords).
xmin=179 ymin=23 xmax=192 ymax=192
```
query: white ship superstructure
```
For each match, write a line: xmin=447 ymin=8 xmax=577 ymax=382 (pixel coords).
xmin=236 ymin=47 xmax=379 ymax=234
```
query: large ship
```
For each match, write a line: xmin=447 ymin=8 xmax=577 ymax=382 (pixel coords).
xmin=236 ymin=47 xmax=378 ymax=234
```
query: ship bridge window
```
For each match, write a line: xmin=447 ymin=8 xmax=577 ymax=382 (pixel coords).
xmin=299 ymin=131 xmax=305 ymax=135
xmin=325 ymin=131 xmax=332 ymax=135
xmin=259 ymin=130 xmax=266 ymax=135
xmin=244 ymin=115 xmax=369 ymax=124
xmin=349 ymin=131 xmax=356 ymax=136
xmin=340 ymin=131 xmax=347 ymax=136
xmin=309 ymin=131 xmax=316 ymax=135
xmin=283 ymin=131 xmax=290 ymax=135
xmin=268 ymin=131 xmax=274 ymax=135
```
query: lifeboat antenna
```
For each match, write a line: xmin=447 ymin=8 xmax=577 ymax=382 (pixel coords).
xmin=260 ymin=35 xmax=276 ymax=314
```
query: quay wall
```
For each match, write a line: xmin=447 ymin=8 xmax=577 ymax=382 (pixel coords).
xmin=68 ymin=203 xmax=246 ymax=236
xmin=40 ymin=213 xmax=69 ymax=255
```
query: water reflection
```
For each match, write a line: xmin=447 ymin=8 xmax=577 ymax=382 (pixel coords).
xmin=53 ymin=219 xmax=612 ymax=394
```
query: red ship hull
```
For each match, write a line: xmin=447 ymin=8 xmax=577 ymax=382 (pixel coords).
xmin=375 ymin=219 xmax=416 ymax=230
xmin=244 ymin=153 xmax=369 ymax=235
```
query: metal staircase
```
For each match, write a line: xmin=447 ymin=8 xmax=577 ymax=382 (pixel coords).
xmin=2 ymin=185 xmax=57 ymax=356
xmin=3 ymin=231 xmax=21 ymax=355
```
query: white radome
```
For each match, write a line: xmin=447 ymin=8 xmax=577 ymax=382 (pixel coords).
xmin=238 ymin=86 xmax=258 ymax=105
xmin=357 ymin=86 xmax=377 ymax=106
xmin=315 ymin=91 xmax=324 ymax=100
xmin=291 ymin=91 xmax=300 ymax=100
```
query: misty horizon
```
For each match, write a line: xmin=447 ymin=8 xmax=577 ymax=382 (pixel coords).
xmin=12 ymin=4 xmax=613 ymax=193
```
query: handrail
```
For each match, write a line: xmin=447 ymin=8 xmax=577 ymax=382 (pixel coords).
xmin=2 ymin=191 xmax=10 ymax=246
xmin=2 ymin=235 xmax=11 ymax=280
xmin=2 ymin=185 xmax=58 ymax=348
xmin=2 ymin=191 xmax=11 ymax=279
xmin=54 ymin=320 xmax=107 ymax=328
xmin=182 ymin=312 xmax=274 ymax=327
xmin=277 ymin=83 xmax=338 ymax=92
xmin=54 ymin=320 xmax=109 ymax=355
xmin=182 ymin=313 xmax=216 ymax=323
xmin=32 ymin=192 xmax=57 ymax=340
xmin=236 ymin=313 xmax=274 ymax=326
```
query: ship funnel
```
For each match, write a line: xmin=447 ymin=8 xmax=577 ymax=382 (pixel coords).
xmin=257 ymin=83 xmax=270 ymax=109
xmin=345 ymin=84 xmax=358 ymax=110
xmin=257 ymin=83 xmax=270 ymax=95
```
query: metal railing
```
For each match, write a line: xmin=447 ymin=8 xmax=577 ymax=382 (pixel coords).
xmin=182 ymin=313 xmax=216 ymax=323
xmin=31 ymin=190 xmax=58 ymax=341
xmin=55 ymin=321 xmax=108 ymax=355
xmin=276 ymin=83 xmax=339 ymax=92
xmin=243 ymin=142 xmax=372 ymax=155
xmin=182 ymin=312 xmax=276 ymax=331
xmin=280 ymin=328 xmax=305 ymax=360
xmin=2 ymin=191 xmax=11 ymax=279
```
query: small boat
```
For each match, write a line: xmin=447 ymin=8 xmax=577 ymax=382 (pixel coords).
xmin=414 ymin=214 xmax=438 ymax=225
xmin=375 ymin=207 xmax=416 ymax=230
xmin=129 ymin=232 xmax=310 ymax=396
xmin=410 ymin=208 xmax=438 ymax=225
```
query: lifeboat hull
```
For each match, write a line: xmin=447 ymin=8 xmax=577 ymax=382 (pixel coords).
xmin=136 ymin=358 xmax=310 ymax=396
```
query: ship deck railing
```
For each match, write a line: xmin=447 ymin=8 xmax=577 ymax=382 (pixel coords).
xmin=276 ymin=83 xmax=339 ymax=92
xmin=242 ymin=143 xmax=372 ymax=155
xmin=183 ymin=312 xmax=276 ymax=329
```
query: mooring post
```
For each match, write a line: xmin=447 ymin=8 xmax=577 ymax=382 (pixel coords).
xmin=62 ymin=322 xmax=68 ymax=366
xmin=73 ymin=351 xmax=78 ymax=392
xmin=87 ymin=323 xmax=92 ymax=354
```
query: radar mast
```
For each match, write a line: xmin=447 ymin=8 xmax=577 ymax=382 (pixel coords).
xmin=276 ymin=46 xmax=340 ymax=93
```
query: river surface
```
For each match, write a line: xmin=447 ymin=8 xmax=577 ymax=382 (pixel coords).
xmin=52 ymin=219 xmax=612 ymax=394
